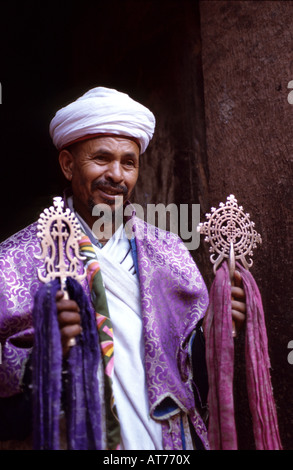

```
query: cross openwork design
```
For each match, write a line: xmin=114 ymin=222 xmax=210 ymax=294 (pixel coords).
xmin=197 ymin=194 xmax=262 ymax=274
xmin=36 ymin=197 xmax=86 ymax=292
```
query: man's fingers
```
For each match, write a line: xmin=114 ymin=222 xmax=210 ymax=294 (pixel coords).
xmin=233 ymin=270 xmax=243 ymax=288
xmin=231 ymin=308 xmax=246 ymax=324
xmin=56 ymin=298 xmax=80 ymax=314
xmin=231 ymin=270 xmax=246 ymax=335
xmin=58 ymin=310 xmax=82 ymax=327
xmin=231 ymin=298 xmax=246 ymax=314
xmin=61 ymin=324 xmax=82 ymax=342
xmin=55 ymin=290 xmax=64 ymax=301
xmin=61 ymin=324 xmax=82 ymax=356
xmin=231 ymin=285 xmax=246 ymax=301
xmin=55 ymin=290 xmax=82 ymax=355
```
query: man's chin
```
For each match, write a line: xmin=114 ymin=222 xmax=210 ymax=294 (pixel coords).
xmin=88 ymin=197 xmax=125 ymax=220
xmin=89 ymin=195 xmax=124 ymax=209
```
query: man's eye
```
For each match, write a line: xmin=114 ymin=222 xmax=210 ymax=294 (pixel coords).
xmin=94 ymin=155 xmax=107 ymax=161
xmin=125 ymin=160 xmax=135 ymax=167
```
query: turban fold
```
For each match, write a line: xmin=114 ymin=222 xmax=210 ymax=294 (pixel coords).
xmin=49 ymin=87 xmax=156 ymax=154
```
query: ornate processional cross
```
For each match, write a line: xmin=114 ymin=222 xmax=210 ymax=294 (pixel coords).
xmin=36 ymin=196 xmax=86 ymax=298
xmin=197 ymin=194 xmax=262 ymax=336
xmin=197 ymin=194 xmax=262 ymax=279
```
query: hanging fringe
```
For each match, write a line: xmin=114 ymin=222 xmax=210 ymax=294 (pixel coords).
xmin=205 ymin=262 xmax=282 ymax=450
xmin=32 ymin=277 xmax=102 ymax=450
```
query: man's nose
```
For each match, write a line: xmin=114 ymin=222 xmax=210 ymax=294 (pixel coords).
xmin=105 ymin=161 xmax=124 ymax=183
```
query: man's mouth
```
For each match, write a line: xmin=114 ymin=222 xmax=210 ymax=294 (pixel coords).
xmin=92 ymin=180 xmax=128 ymax=202
xmin=99 ymin=186 xmax=124 ymax=196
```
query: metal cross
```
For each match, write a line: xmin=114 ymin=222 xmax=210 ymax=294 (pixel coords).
xmin=197 ymin=194 xmax=262 ymax=278
xmin=36 ymin=197 xmax=86 ymax=297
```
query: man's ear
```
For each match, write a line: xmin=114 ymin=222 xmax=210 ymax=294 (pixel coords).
xmin=59 ymin=150 xmax=74 ymax=181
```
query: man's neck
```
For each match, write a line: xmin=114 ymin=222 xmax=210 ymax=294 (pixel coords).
xmin=73 ymin=203 xmax=122 ymax=245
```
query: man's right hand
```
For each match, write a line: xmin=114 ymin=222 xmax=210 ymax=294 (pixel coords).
xmin=56 ymin=290 xmax=82 ymax=356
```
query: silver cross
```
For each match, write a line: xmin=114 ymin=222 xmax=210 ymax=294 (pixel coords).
xmin=198 ymin=194 xmax=262 ymax=279
xmin=36 ymin=197 xmax=86 ymax=298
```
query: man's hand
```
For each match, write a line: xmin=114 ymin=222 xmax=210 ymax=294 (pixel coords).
xmin=56 ymin=290 xmax=82 ymax=356
xmin=202 ymin=269 xmax=246 ymax=337
xmin=231 ymin=270 xmax=246 ymax=335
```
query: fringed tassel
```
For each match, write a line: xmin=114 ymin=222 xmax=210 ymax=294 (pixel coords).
xmin=32 ymin=279 xmax=63 ymax=450
xmin=65 ymin=277 xmax=102 ymax=450
xmin=32 ymin=278 xmax=102 ymax=450
xmin=205 ymin=261 xmax=282 ymax=450
xmin=204 ymin=263 xmax=237 ymax=450
xmin=240 ymin=265 xmax=282 ymax=450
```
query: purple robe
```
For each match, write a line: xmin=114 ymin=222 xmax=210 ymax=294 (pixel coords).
xmin=0 ymin=212 xmax=209 ymax=449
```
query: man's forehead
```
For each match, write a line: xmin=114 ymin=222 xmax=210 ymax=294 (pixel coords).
xmin=80 ymin=135 xmax=140 ymax=155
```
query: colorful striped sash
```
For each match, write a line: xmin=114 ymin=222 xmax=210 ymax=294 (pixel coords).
xmin=79 ymin=234 xmax=120 ymax=450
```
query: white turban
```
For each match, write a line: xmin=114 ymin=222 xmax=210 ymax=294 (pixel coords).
xmin=49 ymin=87 xmax=156 ymax=154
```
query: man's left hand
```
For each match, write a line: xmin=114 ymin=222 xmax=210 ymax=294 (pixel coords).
xmin=231 ymin=270 xmax=246 ymax=335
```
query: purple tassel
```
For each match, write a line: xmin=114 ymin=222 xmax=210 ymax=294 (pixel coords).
xmin=32 ymin=280 xmax=63 ymax=449
xmin=204 ymin=263 xmax=237 ymax=450
xmin=32 ymin=278 xmax=102 ymax=450
xmin=205 ymin=262 xmax=282 ymax=450
xmin=240 ymin=265 xmax=282 ymax=450
xmin=65 ymin=277 xmax=102 ymax=450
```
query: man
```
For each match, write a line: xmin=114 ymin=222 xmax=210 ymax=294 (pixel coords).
xmin=0 ymin=87 xmax=245 ymax=450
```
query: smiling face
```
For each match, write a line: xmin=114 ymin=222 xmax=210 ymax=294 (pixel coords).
xmin=59 ymin=136 xmax=140 ymax=230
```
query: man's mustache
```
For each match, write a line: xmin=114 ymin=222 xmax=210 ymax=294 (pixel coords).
xmin=91 ymin=179 xmax=128 ymax=196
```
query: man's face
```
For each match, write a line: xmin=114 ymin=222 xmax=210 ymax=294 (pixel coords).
xmin=59 ymin=136 xmax=140 ymax=226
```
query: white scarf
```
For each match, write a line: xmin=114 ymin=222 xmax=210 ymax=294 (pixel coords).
xmin=68 ymin=197 xmax=163 ymax=449
xmin=93 ymin=225 xmax=163 ymax=450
